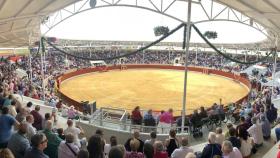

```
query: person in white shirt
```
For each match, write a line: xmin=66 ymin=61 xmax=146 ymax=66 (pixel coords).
xmin=8 ymin=100 xmax=17 ymax=117
xmin=26 ymin=115 xmax=36 ymax=141
xmin=222 ymin=140 xmax=242 ymax=158
xmin=171 ymin=137 xmax=193 ymax=158
xmin=104 ymin=135 xmax=118 ymax=157
xmin=64 ymin=119 xmax=84 ymax=148
xmin=215 ymin=127 xmax=225 ymax=145
xmin=144 ymin=131 xmax=157 ymax=145
xmin=247 ymin=117 xmax=263 ymax=147
xmin=58 ymin=133 xmax=80 ymax=158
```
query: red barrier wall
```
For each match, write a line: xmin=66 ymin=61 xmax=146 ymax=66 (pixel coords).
xmin=57 ymin=65 xmax=251 ymax=111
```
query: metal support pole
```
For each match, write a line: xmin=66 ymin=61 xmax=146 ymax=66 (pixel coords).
xmin=272 ymin=36 xmax=278 ymax=89
xmin=196 ymin=45 xmax=198 ymax=65
xmin=181 ymin=0 xmax=192 ymax=133
xmin=40 ymin=37 xmax=46 ymax=101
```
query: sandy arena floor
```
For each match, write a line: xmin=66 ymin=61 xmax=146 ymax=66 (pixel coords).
xmin=60 ymin=69 xmax=249 ymax=115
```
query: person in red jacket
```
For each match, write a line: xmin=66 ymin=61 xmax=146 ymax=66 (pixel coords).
xmin=131 ymin=106 xmax=143 ymax=125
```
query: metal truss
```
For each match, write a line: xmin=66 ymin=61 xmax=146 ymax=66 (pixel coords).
xmin=41 ymin=0 xmax=276 ymax=43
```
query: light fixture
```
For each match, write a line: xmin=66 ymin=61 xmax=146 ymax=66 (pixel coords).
xmin=89 ymin=0 xmax=97 ymax=8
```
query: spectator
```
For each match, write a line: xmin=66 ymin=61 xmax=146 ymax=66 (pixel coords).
xmin=247 ymin=117 xmax=263 ymax=147
xmin=15 ymin=107 xmax=28 ymax=123
xmin=143 ymin=143 xmax=154 ymax=158
xmin=185 ymin=152 xmax=196 ymax=158
xmin=144 ymin=131 xmax=157 ymax=145
xmin=8 ymin=100 xmax=17 ymax=117
xmin=43 ymin=113 xmax=52 ymax=129
xmin=236 ymin=116 xmax=249 ymax=133
xmin=64 ymin=119 xmax=84 ymax=148
xmin=104 ymin=136 xmax=117 ymax=157
xmin=24 ymin=133 xmax=49 ymax=158
xmin=68 ymin=106 xmax=77 ymax=119
xmin=30 ymin=105 xmax=43 ymax=130
xmin=224 ymin=123 xmax=233 ymax=139
xmin=58 ymin=133 xmax=80 ymax=158
xmin=227 ymin=127 xmax=241 ymax=149
xmin=215 ymin=127 xmax=225 ymax=145
xmin=199 ymin=106 xmax=208 ymax=119
xmin=238 ymin=127 xmax=253 ymax=157
xmin=57 ymin=128 xmax=66 ymax=140
xmin=221 ymin=141 xmax=242 ymax=158
xmin=77 ymin=150 xmax=89 ymax=158
xmin=131 ymin=106 xmax=143 ymax=125
xmin=158 ymin=108 xmax=174 ymax=134
xmin=26 ymin=115 xmax=36 ymax=141
xmin=200 ymin=132 xmax=222 ymax=158
xmin=109 ymin=146 xmax=124 ymax=158
xmin=171 ymin=137 xmax=193 ymax=158
xmin=25 ymin=102 xmax=33 ymax=113
xmin=165 ymin=129 xmax=179 ymax=157
xmin=87 ymin=135 xmax=104 ymax=158
xmin=0 ymin=107 xmax=19 ymax=149
xmin=143 ymin=109 xmax=156 ymax=132
xmin=260 ymin=115 xmax=271 ymax=140
xmin=43 ymin=120 xmax=62 ymax=158
xmin=125 ymin=139 xmax=144 ymax=158
xmin=153 ymin=141 xmax=168 ymax=158
xmin=0 ymin=148 xmax=15 ymax=158
xmin=125 ymin=131 xmax=144 ymax=152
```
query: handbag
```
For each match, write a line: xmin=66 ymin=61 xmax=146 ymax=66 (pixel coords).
xmin=65 ymin=143 xmax=77 ymax=156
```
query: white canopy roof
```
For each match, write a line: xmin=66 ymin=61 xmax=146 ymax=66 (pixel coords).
xmin=0 ymin=0 xmax=79 ymax=48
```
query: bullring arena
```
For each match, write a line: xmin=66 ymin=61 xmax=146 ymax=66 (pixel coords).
xmin=58 ymin=65 xmax=250 ymax=115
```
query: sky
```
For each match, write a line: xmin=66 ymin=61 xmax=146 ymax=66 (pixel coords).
xmin=41 ymin=0 xmax=267 ymax=44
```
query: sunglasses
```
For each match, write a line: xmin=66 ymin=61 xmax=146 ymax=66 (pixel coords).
xmin=40 ymin=139 xmax=48 ymax=144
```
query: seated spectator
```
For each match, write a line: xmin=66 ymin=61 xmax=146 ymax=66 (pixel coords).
xmin=58 ymin=133 xmax=80 ymax=158
xmin=25 ymin=102 xmax=33 ymax=113
xmin=7 ymin=123 xmax=30 ymax=158
xmin=15 ymin=107 xmax=28 ymax=123
xmin=227 ymin=127 xmax=241 ymax=149
xmin=43 ymin=120 xmax=62 ymax=158
xmin=144 ymin=131 xmax=157 ymax=145
xmin=30 ymin=105 xmax=43 ymax=130
xmin=131 ymin=106 xmax=143 ymax=125
xmin=0 ymin=107 xmax=19 ymax=149
xmin=238 ymin=127 xmax=253 ymax=157
xmin=165 ymin=129 xmax=179 ymax=157
xmin=64 ymin=119 xmax=85 ymax=148
xmin=57 ymin=128 xmax=65 ymax=140
xmin=125 ymin=131 xmax=144 ymax=152
xmin=87 ymin=135 xmax=104 ymax=158
xmin=143 ymin=143 xmax=154 ymax=158
xmin=143 ymin=109 xmax=156 ymax=132
xmin=236 ymin=116 xmax=249 ymax=133
xmin=215 ymin=127 xmax=225 ymax=145
xmin=247 ymin=117 xmax=263 ymax=147
xmin=171 ymin=137 xmax=193 ymax=158
xmin=56 ymin=100 xmax=63 ymax=112
xmin=109 ymin=146 xmax=124 ymax=158
xmin=260 ymin=115 xmax=271 ymax=140
xmin=26 ymin=115 xmax=36 ymax=141
xmin=221 ymin=141 xmax=242 ymax=158
xmin=153 ymin=141 xmax=168 ymax=158
xmin=201 ymin=132 xmax=222 ymax=158
xmin=24 ymin=133 xmax=49 ymax=158
xmin=0 ymin=148 xmax=15 ymax=158
xmin=68 ymin=106 xmax=77 ymax=120
xmin=199 ymin=106 xmax=208 ymax=119
xmin=126 ymin=139 xmax=144 ymax=158
xmin=43 ymin=113 xmax=52 ymax=129
xmin=104 ymin=136 xmax=118 ymax=157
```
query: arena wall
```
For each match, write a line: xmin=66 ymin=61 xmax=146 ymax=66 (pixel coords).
xmin=57 ymin=64 xmax=251 ymax=112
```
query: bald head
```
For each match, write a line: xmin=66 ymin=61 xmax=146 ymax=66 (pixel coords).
xmin=181 ymin=137 xmax=188 ymax=146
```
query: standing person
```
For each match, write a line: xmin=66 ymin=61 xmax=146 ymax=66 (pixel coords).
xmin=104 ymin=136 xmax=118 ymax=157
xmin=158 ymin=108 xmax=174 ymax=134
xmin=153 ymin=141 xmax=168 ymax=158
xmin=171 ymin=137 xmax=193 ymax=158
xmin=131 ymin=106 xmax=143 ymax=125
xmin=30 ymin=105 xmax=43 ymax=130
xmin=43 ymin=121 xmax=62 ymax=158
xmin=143 ymin=143 xmax=154 ymax=158
xmin=144 ymin=131 xmax=157 ymax=145
xmin=7 ymin=123 xmax=30 ymax=158
xmin=87 ymin=135 xmax=104 ymax=158
xmin=24 ymin=133 xmax=49 ymax=158
xmin=64 ymin=119 xmax=84 ymax=148
xmin=238 ymin=128 xmax=253 ymax=158
xmin=125 ymin=131 xmax=144 ymax=153
xmin=165 ymin=129 xmax=179 ymax=157
xmin=125 ymin=139 xmax=144 ymax=158
xmin=26 ymin=115 xmax=37 ymax=141
xmin=58 ymin=133 xmax=80 ymax=158
xmin=247 ymin=117 xmax=263 ymax=147
xmin=0 ymin=107 xmax=19 ymax=149
xmin=260 ymin=115 xmax=271 ymax=140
